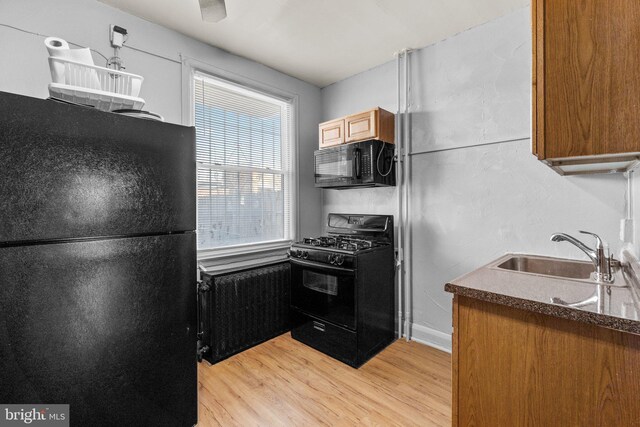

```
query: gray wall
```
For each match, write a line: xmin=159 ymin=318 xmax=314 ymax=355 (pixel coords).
xmin=4 ymin=1 xmax=633 ymax=351
xmin=321 ymin=7 xmax=628 ymax=351
xmin=0 ymin=0 xmax=323 ymax=240
xmin=321 ymin=59 xmax=400 ymax=222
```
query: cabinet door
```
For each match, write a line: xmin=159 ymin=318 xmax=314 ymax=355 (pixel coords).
xmin=453 ymin=296 xmax=640 ymax=426
xmin=319 ymin=118 xmax=345 ymax=148
xmin=535 ymin=0 xmax=640 ymax=159
xmin=345 ymin=109 xmax=378 ymax=143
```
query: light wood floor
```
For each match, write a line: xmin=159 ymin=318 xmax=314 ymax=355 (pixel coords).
xmin=197 ymin=333 xmax=451 ymax=426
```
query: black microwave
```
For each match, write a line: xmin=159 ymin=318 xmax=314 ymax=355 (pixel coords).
xmin=314 ymin=140 xmax=396 ymax=189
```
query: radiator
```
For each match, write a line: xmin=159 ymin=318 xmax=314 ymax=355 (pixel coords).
xmin=198 ymin=261 xmax=291 ymax=364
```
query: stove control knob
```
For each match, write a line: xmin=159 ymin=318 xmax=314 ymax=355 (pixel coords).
xmin=302 ymin=251 xmax=309 ymax=259
xmin=327 ymin=254 xmax=334 ymax=263
xmin=335 ymin=255 xmax=345 ymax=266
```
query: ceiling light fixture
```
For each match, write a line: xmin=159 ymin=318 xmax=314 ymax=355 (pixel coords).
xmin=198 ymin=0 xmax=227 ymax=22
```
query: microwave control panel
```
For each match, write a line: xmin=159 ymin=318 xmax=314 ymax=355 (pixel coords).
xmin=361 ymin=152 xmax=371 ymax=178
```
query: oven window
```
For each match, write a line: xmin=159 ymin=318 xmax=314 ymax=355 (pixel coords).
xmin=303 ymin=271 xmax=338 ymax=296
xmin=291 ymin=262 xmax=356 ymax=330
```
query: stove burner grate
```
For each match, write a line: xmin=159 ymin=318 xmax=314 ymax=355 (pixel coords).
xmin=298 ymin=235 xmax=385 ymax=252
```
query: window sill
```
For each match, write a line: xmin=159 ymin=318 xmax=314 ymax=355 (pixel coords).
xmin=197 ymin=240 xmax=292 ymax=275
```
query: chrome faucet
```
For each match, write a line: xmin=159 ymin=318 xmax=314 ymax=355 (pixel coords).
xmin=550 ymin=231 xmax=614 ymax=283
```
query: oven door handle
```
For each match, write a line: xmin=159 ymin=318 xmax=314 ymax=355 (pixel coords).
xmin=289 ymin=258 xmax=355 ymax=274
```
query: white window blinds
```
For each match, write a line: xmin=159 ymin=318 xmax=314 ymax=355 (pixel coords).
xmin=194 ymin=73 xmax=293 ymax=250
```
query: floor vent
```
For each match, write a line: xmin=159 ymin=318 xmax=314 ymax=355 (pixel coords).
xmin=198 ymin=261 xmax=290 ymax=364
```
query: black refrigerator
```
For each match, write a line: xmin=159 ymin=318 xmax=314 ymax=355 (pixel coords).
xmin=0 ymin=92 xmax=198 ymax=426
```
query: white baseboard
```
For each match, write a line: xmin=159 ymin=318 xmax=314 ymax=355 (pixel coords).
xmin=409 ymin=323 xmax=452 ymax=353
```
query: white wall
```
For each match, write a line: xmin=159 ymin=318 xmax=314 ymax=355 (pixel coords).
xmin=321 ymin=7 xmax=628 ymax=351
xmin=0 ymin=0 xmax=323 ymax=239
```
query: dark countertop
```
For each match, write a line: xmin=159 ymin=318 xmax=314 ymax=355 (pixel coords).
xmin=445 ymin=252 xmax=640 ymax=335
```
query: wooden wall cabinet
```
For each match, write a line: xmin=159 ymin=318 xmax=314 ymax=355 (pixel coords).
xmin=319 ymin=107 xmax=394 ymax=149
xmin=318 ymin=118 xmax=345 ymax=149
xmin=345 ymin=108 xmax=395 ymax=144
xmin=533 ymin=0 xmax=640 ymax=175
xmin=452 ymin=295 xmax=640 ymax=426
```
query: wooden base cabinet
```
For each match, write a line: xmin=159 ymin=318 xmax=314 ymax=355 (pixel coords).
xmin=452 ymin=295 xmax=640 ymax=426
xmin=532 ymin=0 xmax=640 ymax=175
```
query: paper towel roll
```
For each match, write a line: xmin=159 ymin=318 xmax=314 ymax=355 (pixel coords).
xmin=44 ymin=37 xmax=70 ymax=56
xmin=45 ymin=36 xmax=100 ymax=89
xmin=45 ymin=36 xmax=94 ymax=65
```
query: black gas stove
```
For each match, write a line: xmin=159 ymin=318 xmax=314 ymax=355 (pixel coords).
xmin=289 ymin=235 xmax=384 ymax=269
xmin=290 ymin=213 xmax=392 ymax=260
xmin=289 ymin=213 xmax=396 ymax=368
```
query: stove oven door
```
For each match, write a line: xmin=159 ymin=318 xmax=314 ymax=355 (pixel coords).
xmin=290 ymin=258 xmax=356 ymax=330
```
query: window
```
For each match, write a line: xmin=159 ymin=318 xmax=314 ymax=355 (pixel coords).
xmin=193 ymin=72 xmax=295 ymax=251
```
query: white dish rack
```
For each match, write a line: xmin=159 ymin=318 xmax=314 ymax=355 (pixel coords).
xmin=47 ymin=57 xmax=145 ymax=111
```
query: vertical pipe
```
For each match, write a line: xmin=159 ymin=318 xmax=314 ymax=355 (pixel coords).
xmin=395 ymin=51 xmax=404 ymax=339
xmin=625 ymin=169 xmax=635 ymax=254
xmin=403 ymin=50 xmax=412 ymax=342
xmin=628 ymin=170 xmax=633 ymax=220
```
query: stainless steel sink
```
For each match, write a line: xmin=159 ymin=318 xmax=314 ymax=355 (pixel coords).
xmin=496 ymin=256 xmax=593 ymax=280
xmin=492 ymin=254 xmax=625 ymax=286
